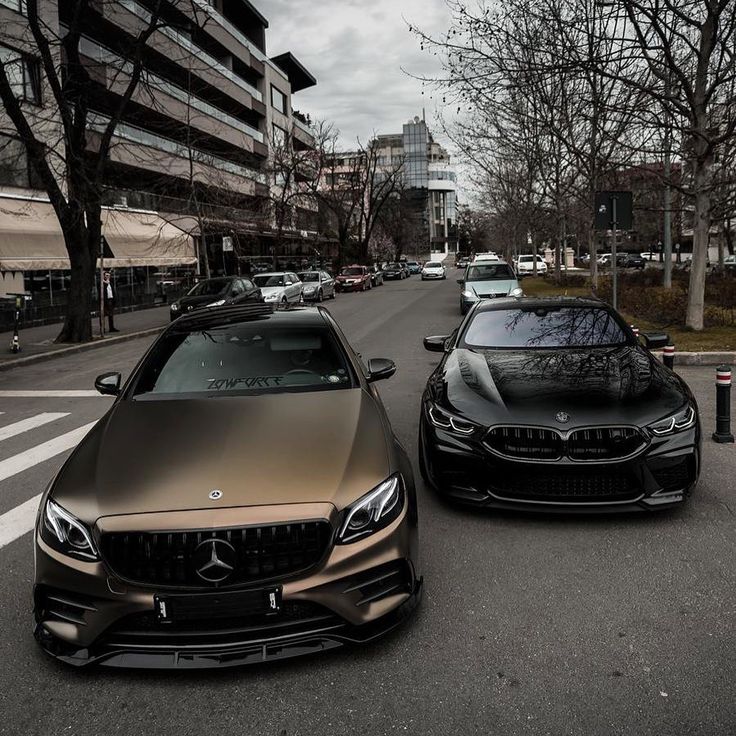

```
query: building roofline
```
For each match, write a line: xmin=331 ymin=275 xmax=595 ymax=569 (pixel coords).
xmin=270 ymin=52 xmax=317 ymax=92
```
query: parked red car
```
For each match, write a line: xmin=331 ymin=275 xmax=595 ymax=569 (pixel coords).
xmin=335 ymin=265 xmax=373 ymax=292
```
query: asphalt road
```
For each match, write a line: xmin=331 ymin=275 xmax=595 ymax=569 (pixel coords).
xmin=0 ymin=275 xmax=734 ymax=736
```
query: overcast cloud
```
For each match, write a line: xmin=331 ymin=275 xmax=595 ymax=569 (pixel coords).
xmin=263 ymin=1 xmax=452 ymax=148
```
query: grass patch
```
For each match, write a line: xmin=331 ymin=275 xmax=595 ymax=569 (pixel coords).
xmin=520 ymin=276 xmax=736 ymax=352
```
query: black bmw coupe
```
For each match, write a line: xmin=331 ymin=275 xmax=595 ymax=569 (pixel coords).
xmin=419 ymin=297 xmax=700 ymax=512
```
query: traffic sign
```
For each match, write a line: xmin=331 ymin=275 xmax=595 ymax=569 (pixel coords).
xmin=594 ymin=192 xmax=633 ymax=231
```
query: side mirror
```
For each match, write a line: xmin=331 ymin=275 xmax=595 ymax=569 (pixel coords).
xmin=456 ymin=278 xmax=464 ymax=285
xmin=642 ymin=332 xmax=670 ymax=350
xmin=95 ymin=372 xmax=121 ymax=396
xmin=424 ymin=335 xmax=449 ymax=353
xmin=367 ymin=358 xmax=396 ymax=382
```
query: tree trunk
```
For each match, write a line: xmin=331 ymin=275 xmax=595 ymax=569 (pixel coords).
xmin=56 ymin=222 xmax=94 ymax=343
xmin=685 ymin=167 xmax=711 ymax=330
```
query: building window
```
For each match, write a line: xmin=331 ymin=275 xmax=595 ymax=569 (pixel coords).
xmin=0 ymin=44 xmax=41 ymax=103
xmin=270 ymin=85 xmax=286 ymax=114
xmin=0 ymin=0 xmax=26 ymax=14
xmin=0 ymin=133 xmax=42 ymax=187
xmin=272 ymin=123 xmax=288 ymax=149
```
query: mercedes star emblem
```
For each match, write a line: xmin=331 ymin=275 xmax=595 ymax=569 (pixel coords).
xmin=555 ymin=411 xmax=571 ymax=424
xmin=209 ymin=489 xmax=223 ymax=500
xmin=193 ymin=538 xmax=236 ymax=583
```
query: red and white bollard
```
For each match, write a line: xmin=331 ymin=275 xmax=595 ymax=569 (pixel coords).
xmin=713 ymin=366 xmax=734 ymax=444
xmin=663 ymin=344 xmax=675 ymax=370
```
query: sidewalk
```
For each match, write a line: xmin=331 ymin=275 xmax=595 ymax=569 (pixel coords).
xmin=0 ymin=306 xmax=170 ymax=370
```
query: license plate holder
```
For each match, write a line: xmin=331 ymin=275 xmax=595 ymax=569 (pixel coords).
xmin=155 ymin=586 xmax=282 ymax=624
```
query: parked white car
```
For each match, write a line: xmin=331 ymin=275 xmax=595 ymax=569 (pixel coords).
xmin=253 ymin=272 xmax=303 ymax=305
xmin=421 ymin=261 xmax=446 ymax=280
xmin=515 ymin=255 xmax=548 ymax=276
xmin=472 ymin=252 xmax=501 ymax=263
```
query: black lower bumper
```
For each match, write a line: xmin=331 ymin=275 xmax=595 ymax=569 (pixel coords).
xmin=34 ymin=580 xmax=423 ymax=670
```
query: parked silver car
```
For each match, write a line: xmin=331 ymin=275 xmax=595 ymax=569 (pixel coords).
xmin=297 ymin=270 xmax=336 ymax=301
xmin=253 ymin=272 xmax=303 ymax=305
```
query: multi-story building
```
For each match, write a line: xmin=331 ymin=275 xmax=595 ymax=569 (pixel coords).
xmin=373 ymin=116 xmax=458 ymax=255
xmin=0 ymin=0 xmax=322 ymax=306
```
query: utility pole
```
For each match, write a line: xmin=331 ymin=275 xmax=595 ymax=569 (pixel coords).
xmin=663 ymin=72 xmax=673 ymax=289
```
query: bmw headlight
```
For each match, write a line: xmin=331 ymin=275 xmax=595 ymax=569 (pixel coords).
xmin=462 ymin=290 xmax=478 ymax=300
xmin=648 ymin=404 xmax=697 ymax=436
xmin=40 ymin=499 xmax=99 ymax=560
xmin=337 ymin=475 xmax=404 ymax=544
xmin=427 ymin=404 xmax=478 ymax=436
xmin=170 ymin=302 xmax=179 ymax=312
xmin=207 ymin=299 xmax=226 ymax=307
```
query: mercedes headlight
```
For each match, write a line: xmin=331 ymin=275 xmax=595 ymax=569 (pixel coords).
xmin=509 ymin=287 xmax=523 ymax=298
xmin=40 ymin=499 xmax=99 ymax=560
xmin=648 ymin=404 xmax=697 ymax=436
xmin=337 ymin=475 xmax=404 ymax=544
xmin=427 ymin=404 xmax=478 ymax=436
xmin=207 ymin=299 xmax=226 ymax=307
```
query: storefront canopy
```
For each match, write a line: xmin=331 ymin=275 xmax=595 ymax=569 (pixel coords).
xmin=0 ymin=197 xmax=197 ymax=271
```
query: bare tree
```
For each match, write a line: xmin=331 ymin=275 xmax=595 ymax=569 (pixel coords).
xmin=0 ymin=0 xmax=209 ymax=341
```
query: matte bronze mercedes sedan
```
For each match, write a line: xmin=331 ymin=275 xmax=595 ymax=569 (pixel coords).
xmin=34 ymin=304 xmax=421 ymax=668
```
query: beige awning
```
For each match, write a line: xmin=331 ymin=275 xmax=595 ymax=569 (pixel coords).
xmin=0 ymin=197 xmax=197 ymax=271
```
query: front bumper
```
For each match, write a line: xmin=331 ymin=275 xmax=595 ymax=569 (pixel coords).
xmin=34 ymin=503 xmax=420 ymax=669
xmin=420 ymin=415 xmax=700 ymax=513
xmin=422 ymin=273 xmax=445 ymax=279
xmin=336 ymin=282 xmax=364 ymax=292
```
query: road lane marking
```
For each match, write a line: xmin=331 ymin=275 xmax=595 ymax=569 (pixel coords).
xmin=0 ymin=421 xmax=97 ymax=484
xmin=0 ymin=391 xmax=104 ymax=398
xmin=0 ymin=413 xmax=69 ymax=442
xmin=0 ymin=493 xmax=41 ymax=549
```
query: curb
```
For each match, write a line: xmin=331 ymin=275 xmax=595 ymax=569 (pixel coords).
xmin=656 ymin=351 xmax=736 ymax=366
xmin=0 ymin=326 xmax=166 ymax=372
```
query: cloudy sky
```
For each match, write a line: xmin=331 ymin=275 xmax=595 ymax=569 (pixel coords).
xmin=264 ymin=0 xmax=453 ymax=148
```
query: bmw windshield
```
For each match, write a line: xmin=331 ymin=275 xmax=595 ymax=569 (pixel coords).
xmin=461 ymin=307 xmax=631 ymax=349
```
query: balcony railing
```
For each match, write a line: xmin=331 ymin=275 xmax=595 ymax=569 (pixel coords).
xmin=117 ymin=0 xmax=263 ymax=102
xmin=88 ymin=112 xmax=267 ymax=184
xmin=78 ymin=36 xmax=264 ymax=143
xmin=293 ymin=115 xmax=313 ymax=138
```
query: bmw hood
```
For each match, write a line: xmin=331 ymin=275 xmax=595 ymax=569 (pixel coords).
xmin=49 ymin=390 xmax=391 ymax=524
xmin=432 ymin=346 xmax=690 ymax=428
xmin=464 ymin=279 xmax=518 ymax=297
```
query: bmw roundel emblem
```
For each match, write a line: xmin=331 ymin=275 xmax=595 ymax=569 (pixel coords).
xmin=555 ymin=412 xmax=570 ymax=424
xmin=209 ymin=489 xmax=223 ymax=500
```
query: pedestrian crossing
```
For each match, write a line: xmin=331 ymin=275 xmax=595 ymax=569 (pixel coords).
xmin=0 ymin=408 xmax=99 ymax=551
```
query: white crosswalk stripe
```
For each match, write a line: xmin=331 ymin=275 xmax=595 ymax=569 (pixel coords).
xmin=0 ymin=413 xmax=69 ymax=442
xmin=0 ymin=421 xmax=97 ymax=484
xmin=0 ymin=421 xmax=97 ymax=549
xmin=0 ymin=494 xmax=42 ymax=550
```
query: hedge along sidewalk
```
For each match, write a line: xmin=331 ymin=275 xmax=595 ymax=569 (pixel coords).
xmin=0 ymin=305 xmax=170 ymax=371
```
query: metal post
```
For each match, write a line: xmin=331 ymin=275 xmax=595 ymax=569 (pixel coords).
xmin=663 ymin=73 xmax=673 ymax=288
xmin=663 ymin=344 xmax=675 ymax=370
xmin=713 ymin=366 xmax=734 ymax=443
xmin=99 ymin=235 xmax=105 ymax=338
xmin=611 ymin=196 xmax=618 ymax=310
xmin=10 ymin=295 xmax=21 ymax=353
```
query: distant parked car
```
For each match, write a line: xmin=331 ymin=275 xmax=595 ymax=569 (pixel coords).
xmin=421 ymin=261 xmax=446 ymax=280
xmin=383 ymin=262 xmax=408 ymax=280
xmin=640 ymin=252 xmax=658 ymax=261
xmin=515 ymin=255 xmax=548 ymax=277
xmin=405 ymin=261 xmax=422 ymax=275
xmin=297 ymin=270 xmax=336 ymax=301
xmin=253 ymin=272 xmax=303 ymax=305
xmin=622 ymin=253 xmax=646 ymax=269
xmin=169 ymin=276 xmax=262 ymax=321
xmin=597 ymin=253 xmax=613 ymax=267
xmin=472 ymin=252 xmax=501 ymax=263
xmin=369 ymin=265 xmax=384 ymax=287
xmin=336 ymin=265 xmax=373 ymax=292
xmin=456 ymin=256 xmax=470 ymax=269
xmin=724 ymin=254 xmax=736 ymax=271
